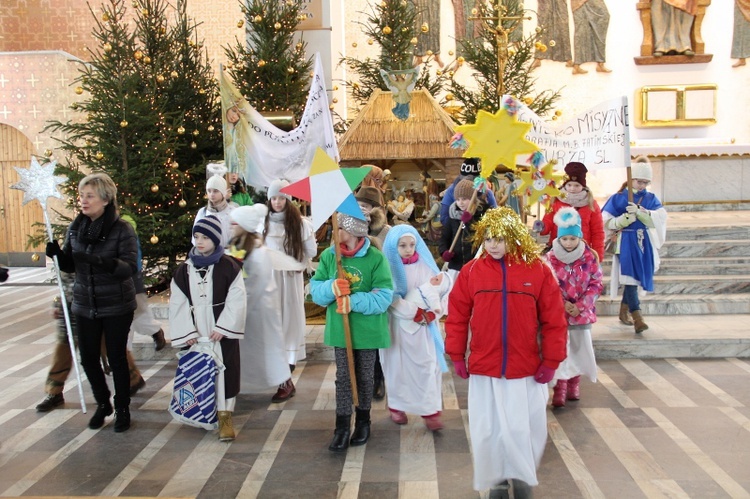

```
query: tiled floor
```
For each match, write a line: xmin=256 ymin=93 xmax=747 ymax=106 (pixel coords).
xmin=1 ymin=281 xmax=750 ymax=498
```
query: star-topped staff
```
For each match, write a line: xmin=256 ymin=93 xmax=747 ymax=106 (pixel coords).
xmin=10 ymin=157 xmax=88 ymax=413
xmin=282 ymin=148 xmax=371 ymax=406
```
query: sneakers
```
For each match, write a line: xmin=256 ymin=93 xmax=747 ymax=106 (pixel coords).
xmin=89 ymin=402 xmax=113 ymax=429
xmin=271 ymin=379 xmax=296 ymax=403
xmin=129 ymin=376 xmax=146 ymax=396
xmin=114 ymin=408 xmax=130 ymax=433
xmin=389 ymin=408 xmax=408 ymax=425
xmin=422 ymin=412 xmax=444 ymax=432
xmin=152 ymin=329 xmax=166 ymax=351
xmin=36 ymin=393 xmax=64 ymax=412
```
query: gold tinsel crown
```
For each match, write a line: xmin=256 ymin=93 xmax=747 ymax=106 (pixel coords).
xmin=471 ymin=207 xmax=542 ymax=264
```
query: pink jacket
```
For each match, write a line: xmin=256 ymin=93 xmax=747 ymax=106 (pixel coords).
xmin=546 ymin=245 xmax=603 ymax=326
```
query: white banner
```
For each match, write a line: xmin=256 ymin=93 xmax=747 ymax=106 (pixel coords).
xmin=508 ymin=95 xmax=631 ymax=170
xmin=219 ymin=52 xmax=339 ymax=188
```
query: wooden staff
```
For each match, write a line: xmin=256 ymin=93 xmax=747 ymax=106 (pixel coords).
xmin=626 ymin=166 xmax=634 ymax=204
xmin=330 ymin=213 xmax=359 ymax=407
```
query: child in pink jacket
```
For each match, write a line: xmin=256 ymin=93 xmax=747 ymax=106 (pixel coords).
xmin=545 ymin=207 xmax=603 ymax=407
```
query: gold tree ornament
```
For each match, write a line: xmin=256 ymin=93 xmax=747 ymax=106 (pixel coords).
xmin=171 ymin=161 xmax=179 ymax=168
xmin=120 ymin=120 xmax=128 ymax=128
xmin=102 ymin=13 xmax=110 ymax=21
xmin=178 ymin=199 xmax=187 ymax=208
xmin=170 ymin=70 xmax=178 ymax=78
xmin=75 ymin=86 xmax=84 ymax=95
xmin=410 ymin=37 xmax=418 ymax=45
xmin=143 ymin=56 xmax=151 ymax=64
xmin=421 ymin=23 xmax=429 ymax=33
xmin=44 ymin=149 xmax=53 ymax=157
xmin=156 ymin=74 xmax=165 ymax=83
xmin=31 ymin=253 xmax=40 ymax=262
xmin=207 ymin=125 xmax=215 ymax=131
xmin=141 ymin=8 xmax=149 ymax=16
xmin=445 ymin=93 xmax=455 ymax=101
xmin=190 ymin=142 xmax=197 ymax=149
xmin=95 ymin=151 xmax=104 ymax=160
xmin=549 ymin=40 xmax=556 ymax=47
xmin=383 ymin=26 xmax=392 ymax=35
xmin=287 ymin=67 xmax=295 ymax=73
xmin=192 ymin=129 xmax=200 ymax=136
xmin=237 ymin=20 xmax=244 ymax=28
xmin=253 ymin=15 xmax=262 ymax=22
xmin=352 ymin=42 xmax=358 ymax=48
xmin=150 ymin=184 xmax=159 ymax=193
xmin=103 ymin=43 xmax=112 ymax=52
xmin=134 ymin=50 xmax=143 ymax=60
xmin=368 ymin=39 xmax=374 ymax=45
xmin=150 ymin=235 xmax=159 ymax=244
xmin=274 ymin=22 xmax=282 ymax=30
xmin=258 ymin=59 xmax=266 ymax=67
xmin=177 ymin=126 xmax=185 ymax=134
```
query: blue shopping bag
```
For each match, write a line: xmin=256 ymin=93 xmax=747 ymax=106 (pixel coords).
xmin=169 ymin=342 xmax=225 ymax=430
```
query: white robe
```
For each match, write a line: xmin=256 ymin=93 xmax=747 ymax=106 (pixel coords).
xmin=168 ymin=260 xmax=246 ymax=411
xmin=381 ymin=262 xmax=447 ymax=416
xmin=240 ymin=244 xmax=305 ymax=392
xmin=469 ymin=375 xmax=549 ymax=491
xmin=553 ymin=325 xmax=597 ymax=383
xmin=265 ymin=216 xmax=317 ymax=365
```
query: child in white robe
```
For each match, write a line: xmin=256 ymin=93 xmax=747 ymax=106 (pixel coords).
xmin=169 ymin=215 xmax=247 ymax=442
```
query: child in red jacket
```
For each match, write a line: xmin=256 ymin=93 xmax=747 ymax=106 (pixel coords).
xmin=445 ymin=207 xmax=567 ymax=497
xmin=545 ymin=207 xmax=603 ymax=408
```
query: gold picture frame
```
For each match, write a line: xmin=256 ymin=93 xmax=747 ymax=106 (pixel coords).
xmin=636 ymin=84 xmax=717 ymax=127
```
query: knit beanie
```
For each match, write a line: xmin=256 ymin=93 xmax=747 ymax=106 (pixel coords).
xmin=454 ymin=179 xmax=474 ymax=200
xmin=193 ymin=215 xmax=223 ymax=247
xmin=460 ymin=157 xmax=481 ymax=176
xmin=231 ymin=204 xmax=268 ymax=234
xmin=206 ymin=174 xmax=228 ymax=193
xmin=631 ymin=156 xmax=653 ymax=181
xmin=337 ymin=213 xmax=369 ymax=238
xmin=562 ymin=162 xmax=587 ymax=188
xmin=267 ymin=178 xmax=291 ymax=200
xmin=554 ymin=207 xmax=583 ymax=238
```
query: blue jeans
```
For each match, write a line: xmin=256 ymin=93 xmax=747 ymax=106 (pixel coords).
xmin=621 ymin=285 xmax=640 ymax=312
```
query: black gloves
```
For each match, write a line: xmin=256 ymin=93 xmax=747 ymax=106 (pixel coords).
xmin=46 ymin=240 xmax=63 ymax=258
xmin=0 ymin=266 xmax=8 ymax=283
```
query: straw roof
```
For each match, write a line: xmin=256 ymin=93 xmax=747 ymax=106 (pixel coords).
xmin=338 ymin=89 xmax=464 ymax=162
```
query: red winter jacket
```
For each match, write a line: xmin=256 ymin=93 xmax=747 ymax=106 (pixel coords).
xmin=540 ymin=197 xmax=605 ymax=260
xmin=445 ymin=255 xmax=568 ymax=379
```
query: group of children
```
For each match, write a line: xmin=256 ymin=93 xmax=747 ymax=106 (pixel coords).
xmin=41 ymin=156 xmax=663 ymax=496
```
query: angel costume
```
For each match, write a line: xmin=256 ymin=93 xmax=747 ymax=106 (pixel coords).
xmin=264 ymin=211 xmax=318 ymax=365
xmin=240 ymin=241 xmax=306 ymax=392
xmin=381 ymin=226 xmax=450 ymax=416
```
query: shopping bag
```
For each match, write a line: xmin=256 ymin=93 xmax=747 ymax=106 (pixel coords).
xmin=169 ymin=342 xmax=225 ymax=430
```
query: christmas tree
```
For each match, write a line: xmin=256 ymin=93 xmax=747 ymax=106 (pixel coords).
xmin=223 ymin=0 xmax=314 ymax=121
xmin=338 ymin=0 xmax=451 ymax=114
xmin=44 ymin=0 xmax=221 ymax=286
xmin=446 ymin=0 xmax=561 ymax=124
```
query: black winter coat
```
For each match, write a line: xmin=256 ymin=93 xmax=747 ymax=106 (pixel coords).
xmin=57 ymin=204 xmax=138 ymax=319
xmin=438 ymin=201 xmax=488 ymax=271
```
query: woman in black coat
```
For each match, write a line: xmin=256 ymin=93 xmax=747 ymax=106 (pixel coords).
xmin=46 ymin=173 xmax=138 ymax=432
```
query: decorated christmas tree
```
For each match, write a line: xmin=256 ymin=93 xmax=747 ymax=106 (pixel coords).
xmin=223 ymin=0 xmax=314 ymax=121
xmin=446 ymin=0 xmax=561 ymax=124
xmin=44 ymin=0 xmax=221 ymax=285
xmin=338 ymin=0 xmax=450 ymax=113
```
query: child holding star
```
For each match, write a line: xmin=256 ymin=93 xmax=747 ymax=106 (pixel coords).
xmin=309 ymin=213 xmax=393 ymax=453
xmin=445 ymin=207 xmax=567 ymax=497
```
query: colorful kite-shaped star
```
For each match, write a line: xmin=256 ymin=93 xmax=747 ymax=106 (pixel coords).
xmin=281 ymin=147 xmax=371 ymax=231
xmin=10 ymin=157 xmax=67 ymax=209
xmin=455 ymin=108 xmax=539 ymax=179
xmin=518 ymin=161 xmax=563 ymax=210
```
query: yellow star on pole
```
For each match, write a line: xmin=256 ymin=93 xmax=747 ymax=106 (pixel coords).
xmin=518 ymin=161 xmax=562 ymax=209
xmin=455 ymin=108 xmax=539 ymax=179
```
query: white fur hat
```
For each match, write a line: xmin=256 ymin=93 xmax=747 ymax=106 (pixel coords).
xmin=206 ymin=174 xmax=228 ymax=193
xmin=267 ymin=178 xmax=291 ymax=200
xmin=631 ymin=156 xmax=653 ymax=181
xmin=231 ymin=204 xmax=268 ymax=233
xmin=206 ymin=162 xmax=227 ymax=176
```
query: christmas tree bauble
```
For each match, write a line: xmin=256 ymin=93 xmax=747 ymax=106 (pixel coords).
xmin=237 ymin=20 xmax=244 ymax=28
xmin=190 ymin=142 xmax=197 ymax=149
xmin=95 ymin=151 xmax=104 ymax=160
xmin=103 ymin=43 xmax=112 ymax=52
xmin=150 ymin=184 xmax=159 ymax=193
xmin=75 ymin=86 xmax=84 ymax=95
xmin=31 ymin=253 xmax=40 ymax=262
xmin=170 ymin=70 xmax=178 ymax=78
xmin=274 ymin=22 xmax=281 ymax=30
xmin=177 ymin=126 xmax=185 ymax=134
xmin=120 ymin=120 xmax=128 ymax=128
xmin=179 ymin=199 xmax=187 ymax=208
xmin=156 ymin=74 xmax=165 ymax=83
xmin=207 ymin=125 xmax=215 ymax=132
xmin=383 ymin=26 xmax=392 ymax=35
xmin=150 ymin=235 xmax=159 ymax=244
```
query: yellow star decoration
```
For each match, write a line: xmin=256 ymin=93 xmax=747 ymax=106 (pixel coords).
xmin=455 ymin=109 xmax=539 ymax=178
xmin=518 ymin=161 xmax=563 ymax=209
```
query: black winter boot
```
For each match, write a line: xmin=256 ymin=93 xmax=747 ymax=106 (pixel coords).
xmin=114 ymin=407 xmax=131 ymax=433
xmin=89 ymin=402 xmax=113 ymax=429
xmin=373 ymin=357 xmax=386 ymax=400
xmin=328 ymin=414 xmax=351 ymax=452
xmin=350 ymin=408 xmax=371 ymax=446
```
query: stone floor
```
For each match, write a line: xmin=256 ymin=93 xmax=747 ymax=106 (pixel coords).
xmin=2 ymin=270 xmax=750 ymax=498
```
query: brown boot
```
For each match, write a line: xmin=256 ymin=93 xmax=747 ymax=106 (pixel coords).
xmin=631 ymin=310 xmax=649 ymax=334
xmin=271 ymin=378 xmax=296 ymax=403
xmin=619 ymin=303 xmax=634 ymax=325
xmin=217 ymin=411 xmax=235 ymax=442
xmin=152 ymin=329 xmax=166 ymax=351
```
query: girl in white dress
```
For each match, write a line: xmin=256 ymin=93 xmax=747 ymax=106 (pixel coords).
xmin=263 ymin=179 xmax=318 ymax=402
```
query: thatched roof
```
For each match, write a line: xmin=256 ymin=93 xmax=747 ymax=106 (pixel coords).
xmin=338 ymin=89 xmax=464 ymax=162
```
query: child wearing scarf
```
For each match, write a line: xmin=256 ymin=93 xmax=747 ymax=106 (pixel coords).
xmin=381 ymin=225 xmax=451 ymax=431
xmin=193 ymin=174 xmax=235 ymax=247
xmin=544 ymin=207 xmax=603 ymax=408
xmin=169 ymin=215 xmax=247 ymax=441
xmin=310 ymin=213 xmax=394 ymax=453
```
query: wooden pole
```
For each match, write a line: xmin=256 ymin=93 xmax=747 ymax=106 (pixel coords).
xmin=626 ymin=167 xmax=634 ymax=204
xmin=330 ymin=213 xmax=359 ymax=407
xmin=442 ymin=188 xmax=479 ymax=271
